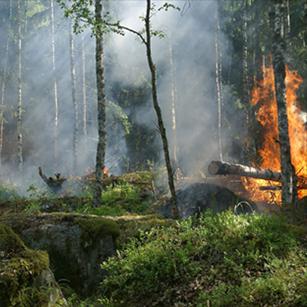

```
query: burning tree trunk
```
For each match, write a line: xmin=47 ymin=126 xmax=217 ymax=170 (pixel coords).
xmin=50 ymin=0 xmax=59 ymax=164
xmin=0 ymin=0 xmax=12 ymax=166
xmin=94 ymin=0 xmax=107 ymax=207
xmin=69 ymin=20 xmax=79 ymax=172
xmin=17 ymin=0 xmax=23 ymax=172
xmin=270 ymin=3 xmax=297 ymax=206
xmin=208 ymin=160 xmax=306 ymax=187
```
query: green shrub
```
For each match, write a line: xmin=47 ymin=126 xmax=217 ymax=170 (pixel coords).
xmin=100 ymin=211 xmax=307 ymax=306
xmin=77 ymin=182 xmax=151 ymax=216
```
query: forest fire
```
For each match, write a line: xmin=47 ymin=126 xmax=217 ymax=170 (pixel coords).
xmin=242 ymin=65 xmax=307 ymax=203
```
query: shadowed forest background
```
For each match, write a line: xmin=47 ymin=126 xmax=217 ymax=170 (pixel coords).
xmin=1 ymin=0 xmax=305 ymax=190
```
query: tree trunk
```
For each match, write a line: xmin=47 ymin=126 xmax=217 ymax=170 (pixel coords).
xmin=270 ymin=3 xmax=297 ymax=206
xmin=304 ymin=0 xmax=307 ymax=47
xmin=50 ymin=0 xmax=59 ymax=165
xmin=285 ymin=0 xmax=291 ymax=34
xmin=69 ymin=20 xmax=79 ymax=172
xmin=0 ymin=0 xmax=12 ymax=166
xmin=168 ymin=38 xmax=178 ymax=167
xmin=242 ymin=1 xmax=249 ymax=107
xmin=208 ymin=160 xmax=282 ymax=181
xmin=17 ymin=0 xmax=23 ymax=172
xmin=81 ymin=33 xmax=87 ymax=136
xmin=94 ymin=0 xmax=107 ymax=207
xmin=208 ymin=160 xmax=306 ymax=187
xmin=215 ymin=7 xmax=223 ymax=161
xmin=145 ymin=0 xmax=178 ymax=218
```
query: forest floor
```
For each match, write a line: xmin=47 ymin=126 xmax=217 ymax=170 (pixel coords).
xmin=0 ymin=171 xmax=306 ymax=306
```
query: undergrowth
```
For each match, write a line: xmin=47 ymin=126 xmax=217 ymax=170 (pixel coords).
xmin=100 ymin=211 xmax=307 ymax=306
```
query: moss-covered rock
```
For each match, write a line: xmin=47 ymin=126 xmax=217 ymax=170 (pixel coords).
xmin=1 ymin=213 xmax=119 ymax=296
xmin=1 ymin=212 xmax=171 ymax=298
xmin=0 ymin=223 xmax=66 ymax=306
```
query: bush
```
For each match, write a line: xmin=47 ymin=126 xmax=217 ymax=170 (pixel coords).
xmin=77 ymin=182 xmax=151 ymax=216
xmin=100 ymin=211 xmax=307 ymax=306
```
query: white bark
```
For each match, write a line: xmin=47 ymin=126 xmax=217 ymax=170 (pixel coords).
xmin=69 ymin=21 xmax=79 ymax=172
xmin=81 ymin=34 xmax=87 ymax=136
xmin=168 ymin=39 xmax=178 ymax=165
xmin=0 ymin=0 xmax=12 ymax=166
xmin=17 ymin=0 xmax=23 ymax=172
xmin=50 ymin=0 xmax=59 ymax=163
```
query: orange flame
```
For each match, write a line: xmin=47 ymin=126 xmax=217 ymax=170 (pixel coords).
xmin=243 ymin=65 xmax=307 ymax=203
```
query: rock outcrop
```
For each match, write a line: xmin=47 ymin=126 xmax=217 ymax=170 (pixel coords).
xmin=1 ymin=213 xmax=119 ymax=296
xmin=0 ymin=223 xmax=66 ymax=306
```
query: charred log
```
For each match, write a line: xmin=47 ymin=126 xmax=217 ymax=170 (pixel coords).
xmin=259 ymin=185 xmax=307 ymax=191
xmin=38 ymin=167 xmax=66 ymax=193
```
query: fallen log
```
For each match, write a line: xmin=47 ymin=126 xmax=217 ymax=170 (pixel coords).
xmin=208 ymin=161 xmax=306 ymax=185
xmin=208 ymin=161 xmax=282 ymax=181
xmin=259 ymin=185 xmax=307 ymax=191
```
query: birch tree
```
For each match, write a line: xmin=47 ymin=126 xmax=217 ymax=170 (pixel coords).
xmin=57 ymin=0 xmax=107 ymax=206
xmin=94 ymin=0 xmax=107 ymax=207
xmin=0 ymin=0 xmax=12 ymax=166
xmin=17 ymin=0 xmax=23 ymax=172
xmin=69 ymin=20 xmax=79 ymax=172
xmin=145 ymin=0 xmax=178 ymax=216
xmin=81 ymin=33 xmax=87 ymax=136
xmin=50 ymin=0 xmax=59 ymax=164
xmin=106 ymin=0 xmax=179 ymax=217
xmin=168 ymin=38 xmax=178 ymax=169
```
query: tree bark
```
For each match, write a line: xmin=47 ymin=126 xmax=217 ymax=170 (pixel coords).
xmin=215 ymin=6 xmax=223 ymax=161
xmin=69 ymin=20 xmax=79 ymax=172
xmin=81 ymin=33 xmax=87 ymax=136
xmin=168 ymin=38 xmax=178 ymax=166
xmin=0 ymin=0 xmax=12 ymax=166
xmin=50 ymin=0 xmax=59 ymax=165
xmin=304 ymin=0 xmax=307 ymax=47
xmin=17 ymin=0 xmax=23 ymax=172
xmin=145 ymin=0 xmax=178 ymax=218
xmin=94 ymin=0 xmax=107 ymax=207
xmin=270 ymin=2 xmax=297 ymax=206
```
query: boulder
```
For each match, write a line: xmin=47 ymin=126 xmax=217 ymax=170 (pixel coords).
xmin=0 ymin=223 xmax=66 ymax=306
xmin=1 ymin=213 xmax=119 ymax=296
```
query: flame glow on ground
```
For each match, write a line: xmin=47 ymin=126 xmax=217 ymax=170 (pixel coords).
xmin=242 ymin=65 xmax=307 ymax=203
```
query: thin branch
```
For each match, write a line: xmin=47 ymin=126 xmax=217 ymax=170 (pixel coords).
xmin=105 ymin=22 xmax=147 ymax=45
